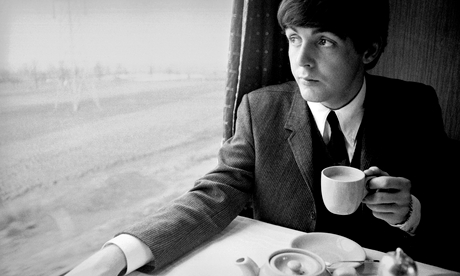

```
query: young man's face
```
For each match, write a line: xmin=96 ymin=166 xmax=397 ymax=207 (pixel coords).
xmin=286 ymin=27 xmax=367 ymax=109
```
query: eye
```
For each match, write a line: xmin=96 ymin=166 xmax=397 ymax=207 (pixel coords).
xmin=287 ymin=34 xmax=302 ymax=47
xmin=318 ymin=38 xmax=334 ymax=47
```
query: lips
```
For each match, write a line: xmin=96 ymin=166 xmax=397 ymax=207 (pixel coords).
xmin=298 ymin=77 xmax=320 ymax=85
xmin=298 ymin=74 xmax=319 ymax=81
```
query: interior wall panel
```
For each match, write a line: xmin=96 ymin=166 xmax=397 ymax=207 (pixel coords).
xmin=369 ymin=0 xmax=460 ymax=140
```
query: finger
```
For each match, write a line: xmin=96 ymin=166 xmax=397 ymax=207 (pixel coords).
xmin=366 ymin=199 xmax=410 ymax=211
xmin=371 ymin=210 xmax=404 ymax=225
xmin=367 ymin=176 xmax=411 ymax=191
xmin=363 ymin=189 xmax=411 ymax=205
xmin=366 ymin=204 xmax=410 ymax=225
xmin=363 ymin=166 xmax=389 ymax=177
xmin=366 ymin=202 xmax=397 ymax=212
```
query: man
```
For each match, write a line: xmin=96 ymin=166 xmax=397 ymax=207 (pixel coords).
xmin=67 ymin=0 xmax=449 ymax=275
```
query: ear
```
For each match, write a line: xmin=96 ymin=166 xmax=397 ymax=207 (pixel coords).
xmin=362 ymin=42 xmax=381 ymax=65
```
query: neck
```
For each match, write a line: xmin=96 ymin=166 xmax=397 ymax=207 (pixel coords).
xmin=323 ymin=74 xmax=365 ymax=110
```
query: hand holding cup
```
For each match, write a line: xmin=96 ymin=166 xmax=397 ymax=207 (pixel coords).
xmin=362 ymin=167 xmax=412 ymax=225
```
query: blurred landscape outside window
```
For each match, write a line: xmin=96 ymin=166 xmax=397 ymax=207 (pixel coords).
xmin=0 ymin=1 xmax=232 ymax=275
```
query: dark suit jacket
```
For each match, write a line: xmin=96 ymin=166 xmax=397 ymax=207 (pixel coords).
xmin=122 ymin=74 xmax=450 ymax=272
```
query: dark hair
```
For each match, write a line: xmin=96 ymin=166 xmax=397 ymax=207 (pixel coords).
xmin=277 ymin=0 xmax=389 ymax=69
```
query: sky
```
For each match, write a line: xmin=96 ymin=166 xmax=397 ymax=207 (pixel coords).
xmin=0 ymin=0 xmax=233 ymax=73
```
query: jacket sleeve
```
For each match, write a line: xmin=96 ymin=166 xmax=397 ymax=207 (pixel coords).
xmin=119 ymin=95 xmax=256 ymax=271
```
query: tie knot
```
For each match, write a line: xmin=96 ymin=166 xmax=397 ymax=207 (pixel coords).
xmin=327 ymin=111 xmax=340 ymax=129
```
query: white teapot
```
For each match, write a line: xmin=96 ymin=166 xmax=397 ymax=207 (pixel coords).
xmin=236 ymin=248 xmax=329 ymax=276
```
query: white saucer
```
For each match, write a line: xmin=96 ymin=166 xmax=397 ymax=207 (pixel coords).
xmin=290 ymin=233 xmax=366 ymax=271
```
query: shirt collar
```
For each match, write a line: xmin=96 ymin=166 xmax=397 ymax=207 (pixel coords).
xmin=307 ymin=77 xmax=366 ymax=146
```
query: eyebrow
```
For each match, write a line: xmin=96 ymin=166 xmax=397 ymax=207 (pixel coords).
xmin=289 ymin=26 xmax=337 ymax=36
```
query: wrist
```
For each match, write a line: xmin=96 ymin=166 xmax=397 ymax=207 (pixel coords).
xmin=399 ymin=196 xmax=413 ymax=225
xmin=102 ymin=244 xmax=128 ymax=275
xmin=390 ymin=195 xmax=420 ymax=236
xmin=104 ymin=234 xmax=153 ymax=274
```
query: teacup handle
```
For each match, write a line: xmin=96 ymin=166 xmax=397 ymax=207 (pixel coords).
xmin=363 ymin=176 xmax=376 ymax=199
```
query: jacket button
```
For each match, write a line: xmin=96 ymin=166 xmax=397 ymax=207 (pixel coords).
xmin=310 ymin=212 xmax=316 ymax=220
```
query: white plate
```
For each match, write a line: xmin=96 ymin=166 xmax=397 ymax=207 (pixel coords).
xmin=290 ymin=233 xmax=366 ymax=270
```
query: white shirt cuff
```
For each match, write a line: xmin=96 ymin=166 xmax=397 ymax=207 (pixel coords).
xmin=390 ymin=195 xmax=421 ymax=236
xmin=103 ymin=234 xmax=154 ymax=275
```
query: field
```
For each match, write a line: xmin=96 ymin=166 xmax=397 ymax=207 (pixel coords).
xmin=0 ymin=76 xmax=225 ymax=276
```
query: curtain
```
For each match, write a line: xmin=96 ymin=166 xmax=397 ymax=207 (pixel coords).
xmin=223 ymin=0 xmax=294 ymax=141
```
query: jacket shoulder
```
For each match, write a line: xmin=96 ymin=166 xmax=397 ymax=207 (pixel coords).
xmin=248 ymin=81 xmax=298 ymax=95
xmin=237 ymin=81 xmax=300 ymax=126
xmin=244 ymin=81 xmax=298 ymax=104
xmin=367 ymin=74 xmax=435 ymax=96
xmin=366 ymin=74 xmax=438 ymax=108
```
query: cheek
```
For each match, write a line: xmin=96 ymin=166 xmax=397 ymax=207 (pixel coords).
xmin=288 ymin=51 xmax=297 ymax=70
xmin=325 ymin=53 xmax=361 ymax=81
xmin=341 ymin=48 xmax=364 ymax=72
xmin=290 ymin=62 xmax=297 ymax=75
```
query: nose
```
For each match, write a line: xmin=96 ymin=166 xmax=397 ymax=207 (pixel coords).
xmin=295 ymin=43 xmax=316 ymax=68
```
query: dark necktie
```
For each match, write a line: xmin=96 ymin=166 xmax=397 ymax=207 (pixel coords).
xmin=327 ymin=111 xmax=350 ymax=166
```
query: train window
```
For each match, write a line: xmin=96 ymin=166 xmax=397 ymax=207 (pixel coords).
xmin=0 ymin=0 xmax=232 ymax=275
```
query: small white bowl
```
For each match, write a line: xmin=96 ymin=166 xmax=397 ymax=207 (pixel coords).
xmin=291 ymin=233 xmax=366 ymax=271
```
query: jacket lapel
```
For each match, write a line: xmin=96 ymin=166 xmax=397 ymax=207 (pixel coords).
xmin=359 ymin=74 xmax=381 ymax=170
xmin=358 ymin=117 xmax=376 ymax=170
xmin=284 ymin=90 xmax=316 ymax=192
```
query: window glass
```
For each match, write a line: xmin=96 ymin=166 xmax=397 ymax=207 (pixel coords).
xmin=0 ymin=1 xmax=232 ymax=275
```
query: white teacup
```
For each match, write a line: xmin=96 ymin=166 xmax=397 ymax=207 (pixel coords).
xmin=321 ymin=166 xmax=371 ymax=215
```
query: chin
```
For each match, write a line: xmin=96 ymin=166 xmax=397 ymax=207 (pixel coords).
xmin=298 ymin=87 xmax=324 ymax=103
